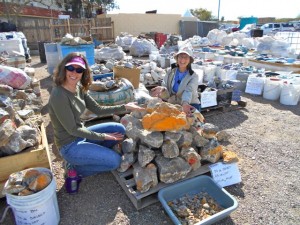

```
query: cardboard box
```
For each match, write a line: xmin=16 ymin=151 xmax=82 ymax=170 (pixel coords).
xmin=0 ymin=123 xmax=51 ymax=198
xmin=113 ymin=66 xmax=141 ymax=89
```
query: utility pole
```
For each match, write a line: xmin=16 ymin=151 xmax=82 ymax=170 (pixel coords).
xmin=218 ymin=0 xmax=220 ymax=21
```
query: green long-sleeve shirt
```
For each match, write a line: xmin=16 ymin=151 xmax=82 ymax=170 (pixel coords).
xmin=48 ymin=85 xmax=126 ymax=149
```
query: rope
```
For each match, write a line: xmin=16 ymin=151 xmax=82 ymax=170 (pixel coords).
xmin=0 ymin=205 xmax=12 ymax=224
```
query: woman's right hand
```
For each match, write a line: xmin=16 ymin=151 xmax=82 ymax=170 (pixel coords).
xmin=104 ymin=132 xmax=124 ymax=141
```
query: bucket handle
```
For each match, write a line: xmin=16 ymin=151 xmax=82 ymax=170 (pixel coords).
xmin=0 ymin=205 xmax=12 ymax=224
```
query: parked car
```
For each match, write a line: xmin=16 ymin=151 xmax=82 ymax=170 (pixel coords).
xmin=260 ymin=22 xmax=295 ymax=35
xmin=289 ymin=21 xmax=300 ymax=30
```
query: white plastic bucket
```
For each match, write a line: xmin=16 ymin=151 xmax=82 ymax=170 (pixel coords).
xmin=280 ymin=83 xmax=300 ymax=105
xmin=263 ymin=78 xmax=282 ymax=100
xmin=5 ymin=168 xmax=60 ymax=225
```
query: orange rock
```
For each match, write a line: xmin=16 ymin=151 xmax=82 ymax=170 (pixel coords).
xmin=28 ymin=173 xmax=51 ymax=192
xmin=142 ymin=102 xmax=188 ymax=131
xmin=208 ymin=145 xmax=223 ymax=155
xmin=223 ymin=150 xmax=239 ymax=163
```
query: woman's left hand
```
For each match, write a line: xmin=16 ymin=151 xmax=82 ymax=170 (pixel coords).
xmin=104 ymin=132 xmax=124 ymax=141
xmin=125 ymin=102 xmax=146 ymax=112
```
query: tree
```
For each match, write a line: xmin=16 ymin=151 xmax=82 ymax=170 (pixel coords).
xmin=79 ymin=0 xmax=119 ymax=18
xmin=191 ymin=8 xmax=217 ymax=21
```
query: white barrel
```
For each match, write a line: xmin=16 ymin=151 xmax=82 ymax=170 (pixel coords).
xmin=44 ymin=43 xmax=60 ymax=75
xmin=280 ymin=83 xmax=300 ymax=105
xmin=263 ymin=78 xmax=282 ymax=100
xmin=5 ymin=168 xmax=60 ymax=225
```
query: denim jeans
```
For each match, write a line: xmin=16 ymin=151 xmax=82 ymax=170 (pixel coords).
xmin=59 ymin=122 xmax=125 ymax=177
xmin=191 ymin=103 xmax=201 ymax=112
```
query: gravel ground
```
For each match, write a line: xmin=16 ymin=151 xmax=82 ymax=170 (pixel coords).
xmin=0 ymin=55 xmax=299 ymax=225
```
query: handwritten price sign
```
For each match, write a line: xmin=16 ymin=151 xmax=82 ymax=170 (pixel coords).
xmin=209 ymin=162 xmax=241 ymax=187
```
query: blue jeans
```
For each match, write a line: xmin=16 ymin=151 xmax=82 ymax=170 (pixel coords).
xmin=59 ymin=122 xmax=125 ymax=177
xmin=191 ymin=103 xmax=201 ymax=112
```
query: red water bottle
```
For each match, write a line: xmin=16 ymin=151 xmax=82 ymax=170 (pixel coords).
xmin=65 ymin=169 xmax=82 ymax=194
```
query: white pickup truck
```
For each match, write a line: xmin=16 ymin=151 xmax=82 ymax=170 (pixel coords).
xmin=260 ymin=22 xmax=295 ymax=35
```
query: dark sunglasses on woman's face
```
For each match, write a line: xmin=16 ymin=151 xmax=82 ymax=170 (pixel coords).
xmin=65 ymin=65 xmax=85 ymax=73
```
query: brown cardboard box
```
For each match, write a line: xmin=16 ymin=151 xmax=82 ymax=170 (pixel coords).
xmin=113 ymin=66 xmax=141 ymax=89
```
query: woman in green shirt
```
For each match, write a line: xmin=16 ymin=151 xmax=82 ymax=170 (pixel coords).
xmin=48 ymin=52 xmax=144 ymax=177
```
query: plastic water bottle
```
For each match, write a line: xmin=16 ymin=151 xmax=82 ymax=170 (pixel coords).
xmin=65 ymin=169 xmax=82 ymax=194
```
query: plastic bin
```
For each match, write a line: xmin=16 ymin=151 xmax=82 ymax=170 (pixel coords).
xmin=44 ymin=43 xmax=60 ymax=75
xmin=57 ymin=44 xmax=95 ymax=66
xmin=158 ymin=175 xmax=238 ymax=225
xmin=92 ymin=72 xmax=114 ymax=81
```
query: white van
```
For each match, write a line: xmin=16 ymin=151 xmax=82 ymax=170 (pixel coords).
xmin=260 ymin=23 xmax=295 ymax=35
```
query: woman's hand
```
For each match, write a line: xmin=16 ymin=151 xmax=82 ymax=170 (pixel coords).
xmin=150 ymin=86 xmax=165 ymax=97
xmin=182 ymin=103 xmax=195 ymax=117
xmin=124 ymin=102 xmax=146 ymax=112
xmin=104 ymin=132 xmax=124 ymax=141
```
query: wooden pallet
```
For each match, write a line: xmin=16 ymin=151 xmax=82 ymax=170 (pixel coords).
xmin=112 ymin=163 xmax=211 ymax=210
xmin=202 ymin=101 xmax=247 ymax=117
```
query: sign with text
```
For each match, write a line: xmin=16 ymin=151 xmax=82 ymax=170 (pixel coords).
xmin=209 ymin=162 xmax=241 ymax=187
xmin=245 ymin=76 xmax=265 ymax=95
xmin=201 ymin=90 xmax=217 ymax=108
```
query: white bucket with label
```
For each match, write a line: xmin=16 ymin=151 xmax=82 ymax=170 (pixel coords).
xmin=280 ymin=82 xmax=300 ymax=105
xmin=263 ymin=78 xmax=282 ymax=100
xmin=5 ymin=167 xmax=60 ymax=225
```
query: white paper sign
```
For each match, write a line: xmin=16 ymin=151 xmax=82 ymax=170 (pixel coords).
xmin=209 ymin=162 xmax=241 ymax=187
xmin=245 ymin=76 xmax=265 ymax=95
xmin=201 ymin=91 xmax=217 ymax=108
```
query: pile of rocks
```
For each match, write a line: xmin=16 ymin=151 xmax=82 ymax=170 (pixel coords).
xmin=116 ymin=98 xmax=238 ymax=193
xmin=0 ymin=79 xmax=44 ymax=157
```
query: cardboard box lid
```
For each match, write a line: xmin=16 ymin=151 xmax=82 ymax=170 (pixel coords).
xmin=113 ymin=66 xmax=141 ymax=89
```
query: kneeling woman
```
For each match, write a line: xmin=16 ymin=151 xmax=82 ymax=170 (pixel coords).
xmin=48 ymin=52 xmax=144 ymax=177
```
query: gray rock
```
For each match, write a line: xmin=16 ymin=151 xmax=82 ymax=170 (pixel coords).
xmin=161 ymin=139 xmax=179 ymax=158
xmin=118 ymin=152 xmax=137 ymax=172
xmin=190 ymin=126 xmax=209 ymax=147
xmin=202 ymin=123 xmax=219 ymax=139
xmin=180 ymin=146 xmax=201 ymax=171
xmin=155 ymin=155 xmax=191 ymax=183
xmin=138 ymin=145 xmax=155 ymax=167
xmin=177 ymin=131 xmax=193 ymax=148
xmin=0 ymin=119 xmax=15 ymax=147
xmin=122 ymin=138 xmax=137 ymax=154
xmin=139 ymin=130 xmax=163 ymax=148
xmin=164 ymin=131 xmax=182 ymax=142
xmin=200 ymin=138 xmax=222 ymax=163
xmin=216 ymin=130 xmax=231 ymax=142
xmin=133 ymin=163 xmax=158 ymax=193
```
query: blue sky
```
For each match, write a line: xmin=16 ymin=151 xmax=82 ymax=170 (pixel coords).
xmin=108 ymin=0 xmax=300 ymax=21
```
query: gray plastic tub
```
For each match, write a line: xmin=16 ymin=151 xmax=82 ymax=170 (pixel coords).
xmin=158 ymin=175 xmax=238 ymax=225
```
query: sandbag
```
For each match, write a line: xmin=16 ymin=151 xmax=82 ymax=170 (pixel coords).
xmin=0 ymin=65 xmax=31 ymax=89
xmin=88 ymin=78 xmax=134 ymax=106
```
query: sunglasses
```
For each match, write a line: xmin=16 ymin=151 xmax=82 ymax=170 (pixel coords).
xmin=65 ymin=65 xmax=85 ymax=73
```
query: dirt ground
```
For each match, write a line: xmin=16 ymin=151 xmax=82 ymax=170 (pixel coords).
xmin=1 ymin=55 xmax=300 ymax=225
